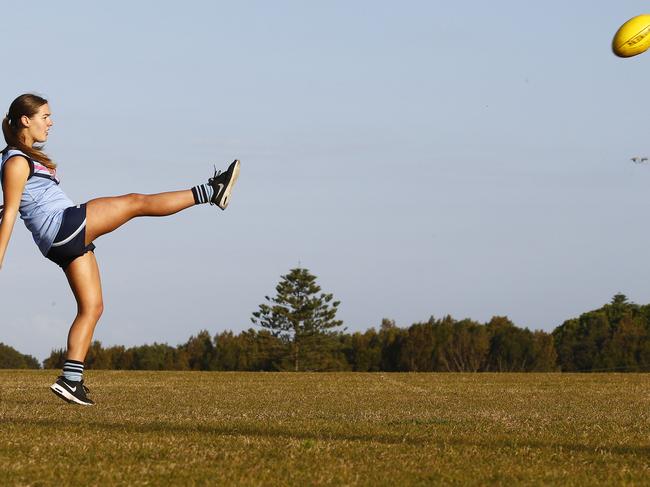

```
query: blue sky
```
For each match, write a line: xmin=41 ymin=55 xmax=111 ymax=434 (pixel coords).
xmin=3 ymin=1 xmax=650 ymax=360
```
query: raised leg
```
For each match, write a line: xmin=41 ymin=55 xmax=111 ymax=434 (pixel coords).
xmin=63 ymin=251 xmax=104 ymax=362
xmin=85 ymin=190 xmax=195 ymax=245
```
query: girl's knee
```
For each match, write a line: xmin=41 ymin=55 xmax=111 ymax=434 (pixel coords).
xmin=80 ymin=301 xmax=104 ymax=321
xmin=126 ymin=193 xmax=147 ymax=216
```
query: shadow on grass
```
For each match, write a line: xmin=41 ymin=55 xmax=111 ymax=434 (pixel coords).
xmin=1 ymin=415 xmax=423 ymax=445
xmin=1 ymin=415 xmax=649 ymax=457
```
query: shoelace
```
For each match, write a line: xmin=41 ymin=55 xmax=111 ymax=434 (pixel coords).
xmin=208 ymin=165 xmax=222 ymax=183
xmin=208 ymin=165 xmax=222 ymax=206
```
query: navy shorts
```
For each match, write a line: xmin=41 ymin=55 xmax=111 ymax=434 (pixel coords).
xmin=46 ymin=203 xmax=96 ymax=270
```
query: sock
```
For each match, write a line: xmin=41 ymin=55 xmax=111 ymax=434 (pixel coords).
xmin=191 ymin=184 xmax=214 ymax=204
xmin=62 ymin=359 xmax=84 ymax=382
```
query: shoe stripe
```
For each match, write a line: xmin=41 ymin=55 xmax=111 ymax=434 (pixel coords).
xmin=51 ymin=384 xmax=72 ymax=402
xmin=51 ymin=384 xmax=76 ymax=402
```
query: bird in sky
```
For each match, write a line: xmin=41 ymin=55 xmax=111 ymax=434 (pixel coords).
xmin=631 ymin=156 xmax=648 ymax=164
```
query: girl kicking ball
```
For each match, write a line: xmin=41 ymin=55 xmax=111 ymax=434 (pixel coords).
xmin=0 ymin=93 xmax=240 ymax=405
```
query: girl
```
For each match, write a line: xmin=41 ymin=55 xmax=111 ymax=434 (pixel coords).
xmin=0 ymin=94 xmax=240 ymax=406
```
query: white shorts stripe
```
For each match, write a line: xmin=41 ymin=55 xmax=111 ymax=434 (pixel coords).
xmin=51 ymin=218 xmax=86 ymax=248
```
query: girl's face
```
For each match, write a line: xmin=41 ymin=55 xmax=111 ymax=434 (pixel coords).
xmin=22 ymin=103 xmax=53 ymax=145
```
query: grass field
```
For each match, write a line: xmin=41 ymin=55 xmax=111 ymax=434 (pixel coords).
xmin=0 ymin=371 xmax=648 ymax=486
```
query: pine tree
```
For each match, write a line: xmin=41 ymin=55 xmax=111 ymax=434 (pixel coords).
xmin=251 ymin=267 xmax=344 ymax=371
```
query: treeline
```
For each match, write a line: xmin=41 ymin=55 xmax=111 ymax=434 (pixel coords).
xmin=553 ymin=294 xmax=650 ymax=372
xmin=5 ymin=294 xmax=650 ymax=372
xmin=0 ymin=343 xmax=40 ymax=369
xmin=41 ymin=317 xmax=556 ymax=372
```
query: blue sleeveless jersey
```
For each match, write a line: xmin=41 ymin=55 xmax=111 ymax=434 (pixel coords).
xmin=0 ymin=148 xmax=74 ymax=255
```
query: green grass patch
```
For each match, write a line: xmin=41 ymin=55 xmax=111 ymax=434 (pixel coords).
xmin=0 ymin=371 xmax=648 ymax=486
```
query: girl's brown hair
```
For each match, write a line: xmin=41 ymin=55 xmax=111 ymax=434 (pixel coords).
xmin=2 ymin=93 xmax=55 ymax=170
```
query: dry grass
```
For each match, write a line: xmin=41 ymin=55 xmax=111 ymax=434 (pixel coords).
xmin=0 ymin=371 xmax=648 ymax=486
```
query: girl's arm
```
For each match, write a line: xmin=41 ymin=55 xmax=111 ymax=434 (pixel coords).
xmin=0 ymin=157 xmax=30 ymax=269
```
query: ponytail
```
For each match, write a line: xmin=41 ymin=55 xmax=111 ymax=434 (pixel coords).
xmin=2 ymin=94 xmax=56 ymax=170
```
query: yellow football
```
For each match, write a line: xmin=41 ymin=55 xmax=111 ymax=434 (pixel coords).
xmin=612 ymin=14 xmax=650 ymax=58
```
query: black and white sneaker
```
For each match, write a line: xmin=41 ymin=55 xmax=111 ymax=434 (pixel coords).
xmin=50 ymin=376 xmax=95 ymax=406
xmin=209 ymin=159 xmax=240 ymax=210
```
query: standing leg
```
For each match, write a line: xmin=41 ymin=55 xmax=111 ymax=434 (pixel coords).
xmin=50 ymin=251 xmax=103 ymax=405
xmin=64 ymin=251 xmax=104 ymax=361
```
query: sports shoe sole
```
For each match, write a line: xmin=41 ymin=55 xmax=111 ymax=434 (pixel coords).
xmin=217 ymin=159 xmax=240 ymax=210
xmin=50 ymin=383 xmax=94 ymax=406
